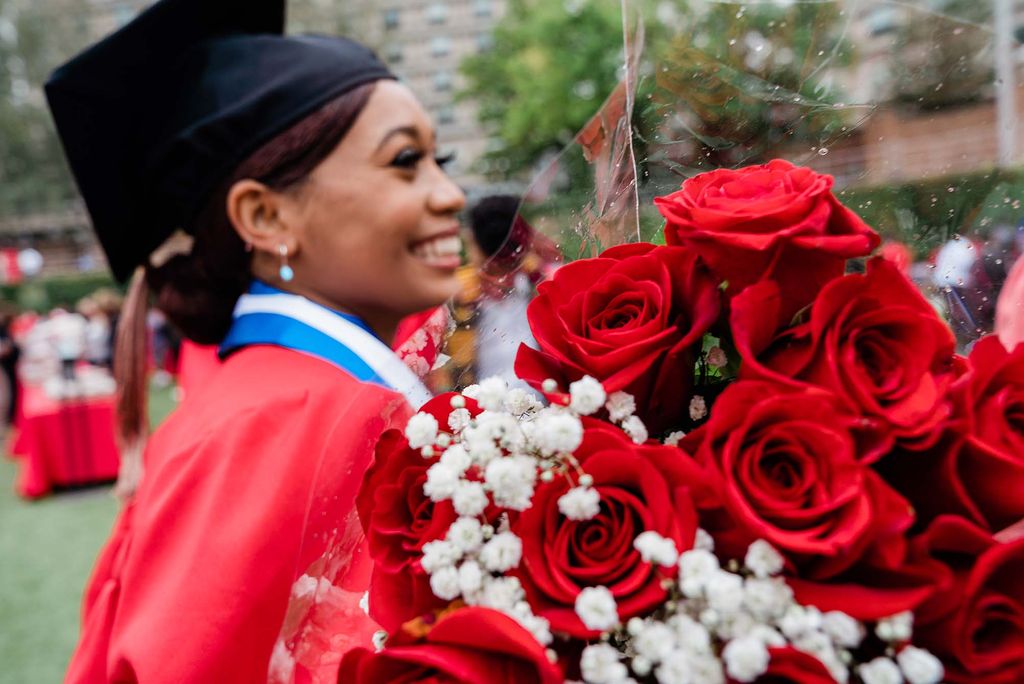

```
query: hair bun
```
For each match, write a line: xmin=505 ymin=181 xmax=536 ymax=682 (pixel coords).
xmin=146 ymin=251 xmax=246 ymax=345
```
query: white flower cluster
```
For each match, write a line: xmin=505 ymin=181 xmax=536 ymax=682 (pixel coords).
xmin=412 ymin=377 xmax=634 ymax=646
xmin=852 ymin=612 xmax=944 ymax=684
xmin=575 ymin=533 xmax=944 ymax=684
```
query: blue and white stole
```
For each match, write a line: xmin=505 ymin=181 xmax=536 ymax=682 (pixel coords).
xmin=220 ymin=281 xmax=433 ymax=407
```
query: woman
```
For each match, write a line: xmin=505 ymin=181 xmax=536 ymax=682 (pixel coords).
xmin=46 ymin=0 xmax=464 ymax=681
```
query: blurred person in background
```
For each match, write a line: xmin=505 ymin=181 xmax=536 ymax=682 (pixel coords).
xmin=47 ymin=306 xmax=87 ymax=382
xmin=92 ymin=288 xmax=123 ymax=368
xmin=979 ymin=223 xmax=1023 ymax=298
xmin=466 ymin=195 xmax=560 ymax=387
xmin=78 ymin=295 xmax=113 ymax=368
xmin=933 ymin=235 xmax=987 ymax=348
xmin=146 ymin=308 xmax=177 ymax=387
xmin=0 ymin=304 xmax=20 ymax=429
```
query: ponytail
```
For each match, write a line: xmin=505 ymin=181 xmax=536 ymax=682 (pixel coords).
xmin=113 ymin=268 xmax=150 ymax=500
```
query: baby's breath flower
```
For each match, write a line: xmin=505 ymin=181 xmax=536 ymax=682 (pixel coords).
xmin=479 ymin=531 xmax=523 ymax=572
xmin=605 ymin=391 xmax=636 ymax=422
xmin=405 ymin=412 xmax=439 ymax=449
xmin=575 ymin=586 xmax=619 ymax=632
xmin=558 ymin=486 xmax=601 ymax=520
xmin=634 ymin=531 xmax=680 ymax=567
xmin=621 ymin=415 xmax=648 ymax=444
xmin=569 ymin=375 xmax=607 ymax=415
xmin=688 ymin=395 xmax=708 ymax=421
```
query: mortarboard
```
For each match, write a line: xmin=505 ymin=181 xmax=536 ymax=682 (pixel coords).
xmin=45 ymin=0 xmax=394 ymax=282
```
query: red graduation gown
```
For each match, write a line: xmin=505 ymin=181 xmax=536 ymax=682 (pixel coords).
xmin=65 ymin=345 xmax=412 ymax=683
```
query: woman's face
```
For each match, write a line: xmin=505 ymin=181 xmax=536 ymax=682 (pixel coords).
xmin=280 ymin=81 xmax=466 ymax=333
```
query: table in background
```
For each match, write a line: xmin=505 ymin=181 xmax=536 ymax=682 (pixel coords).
xmin=8 ymin=384 xmax=119 ymax=499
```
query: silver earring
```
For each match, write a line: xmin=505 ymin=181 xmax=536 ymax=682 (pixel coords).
xmin=278 ymin=244 xmax=294 ymax=282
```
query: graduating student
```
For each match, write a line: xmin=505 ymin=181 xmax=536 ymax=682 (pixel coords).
xmin=46 ymin=0 xmax=464 ymax=680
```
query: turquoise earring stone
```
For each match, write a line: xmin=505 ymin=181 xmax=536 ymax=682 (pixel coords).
xmin=280 ymin=264 xmax=294 ymax=282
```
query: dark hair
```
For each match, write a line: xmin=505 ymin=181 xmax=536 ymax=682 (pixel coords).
xmin=469 ymin=195 xmax=521 ymax=258
xmin=113 ymin=81 xmax=377 ymax=498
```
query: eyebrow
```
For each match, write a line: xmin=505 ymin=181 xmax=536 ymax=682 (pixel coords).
xmin=376 ymin=124 xmax=437 ymax=152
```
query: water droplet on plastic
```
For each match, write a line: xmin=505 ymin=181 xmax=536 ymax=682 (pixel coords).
xmin=818 ymin=148 xmax=829 ymax=156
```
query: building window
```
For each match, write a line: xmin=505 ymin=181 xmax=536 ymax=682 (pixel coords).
xmin=383 ymin=8 xmax=400 ymax=30
xmin=385 ymin=44 xmax=404 ymax=64
xmin=433 ymin=70 xmax=453 ymax=91
xmin=427 ymin=2 xmax=448 ymax=25
xmin=476 ymin=33 xmax=494 ymax=52
xmin=437 ymin=106 xmax=456 ymax=125
xmin=430 ymin=36 xmax=452 ymax=57
xmin=473 ymin=0 xmax=493 ymax=18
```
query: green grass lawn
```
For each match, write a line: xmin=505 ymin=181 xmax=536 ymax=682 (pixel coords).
xmin=0 ymin=382 xmax=178 ymax=683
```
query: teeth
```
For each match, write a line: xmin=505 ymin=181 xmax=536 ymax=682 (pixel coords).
xmin=413 ymin=235 xmax=461 ymax=260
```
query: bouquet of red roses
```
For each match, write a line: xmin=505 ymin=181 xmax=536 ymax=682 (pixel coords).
xmin=342 ymin=160 xmax=1024 ymax=684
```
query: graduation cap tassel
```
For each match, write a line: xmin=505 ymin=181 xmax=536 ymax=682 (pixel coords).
xmin=113 ymin=268 xmax=151 ymax=501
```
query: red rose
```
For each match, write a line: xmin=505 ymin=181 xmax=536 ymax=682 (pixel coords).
xmin=913 ymin=516 xmax=1024 ymax=684
xmin=881 ymin=336 xmax=1024 ymax=533
xmin=655 ymin=160 xmax=878 ymax=322
xmin=512 ymin=419 xmax=709 ymax=637
xmin=515 ymin=243 xmax=720 ymax=434
xmin=694 ymin=380 xmax=936 ymax=619
xmin=356 ymin=393 xmax=480 ymax=632
xmin=745 ymin=647 xmax=837 ymax=683
xmin=338 ymin=607 xmax=563 ymax=684
xmin=733 ymin=257 xmax=958 ymax=450
xmin=962 ymin=335 xmax=1024 ymax=499
xmin=954 ymin=336 xmax=1024 ymax=531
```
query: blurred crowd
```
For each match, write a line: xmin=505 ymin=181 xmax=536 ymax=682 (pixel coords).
xmin=0 ymin=288 xmax=179 ymax=434
xmin=0 ymin=290 xmax=123 ymax=423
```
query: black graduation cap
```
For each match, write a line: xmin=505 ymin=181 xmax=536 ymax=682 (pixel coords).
xmin=45 ymin=0 xmax=394 ymax=282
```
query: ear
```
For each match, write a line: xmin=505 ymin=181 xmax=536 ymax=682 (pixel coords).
xmin=226 ymin=179 xmax=298 ymax=257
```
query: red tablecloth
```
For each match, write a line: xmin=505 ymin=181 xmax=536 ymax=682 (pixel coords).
xmin=9 ymin=384 xmax=120 ymax=498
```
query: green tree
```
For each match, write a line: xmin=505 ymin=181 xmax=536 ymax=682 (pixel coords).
xmin=460 ymin=0 xmax=629 ymax=177
xmin=461 ymin=0 xmax=852 ymax=179
xmin=0 ymin=0 xmax=81 ymax=216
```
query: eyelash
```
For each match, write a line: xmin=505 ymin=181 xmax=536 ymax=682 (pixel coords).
xmin=391 ymin=149 xmax=456 ymax=170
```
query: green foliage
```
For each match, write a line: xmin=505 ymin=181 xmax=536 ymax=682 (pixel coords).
xmin=459 ymin=0 xmax=628 ymax=176
xmin=0 ymin=272 xmax=119 ymax=312
xmin=837 ymin=167 xmax=1024 ymax=257
xmin=0 ymin=0 xmax=82 ymax=216
xmin=460 ymin=0 xmax=852 ymax=178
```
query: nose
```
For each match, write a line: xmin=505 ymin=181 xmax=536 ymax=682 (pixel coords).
xmin=428 ymin=164 xmax=466 ymax=215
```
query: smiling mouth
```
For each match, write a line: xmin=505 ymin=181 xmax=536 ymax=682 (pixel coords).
xmin=411 ymin=234 xmax=462 ymax=270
